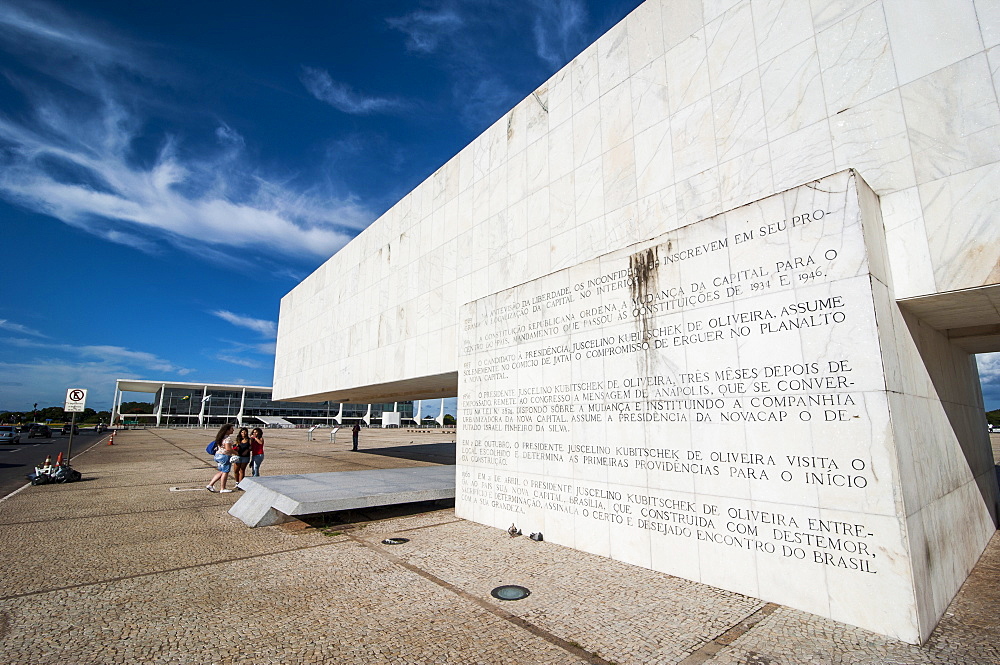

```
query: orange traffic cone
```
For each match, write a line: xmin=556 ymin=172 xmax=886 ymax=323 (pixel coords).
xmin=55 ymin=452 xmax=64 ymax=466
xmin=108 ymin=432 xmax=115 ymax=445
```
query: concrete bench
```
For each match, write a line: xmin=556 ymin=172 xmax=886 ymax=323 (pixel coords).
xmin=229 ymin=465 xmax=456 ymax=527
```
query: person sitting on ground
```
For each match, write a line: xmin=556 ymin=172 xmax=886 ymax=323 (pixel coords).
xmin=206 ymin=423 xmax=235 ymax=493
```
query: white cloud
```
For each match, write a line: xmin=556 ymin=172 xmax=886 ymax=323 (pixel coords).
xmin=0 ymin=115 xmax=367 ymax=259
xmin=0 ymin=3 xmax=373 ymax=265
xmin=254 ymin=341 xmax=277 ymax=355
xmin=210 ymin=310 xmax=277 ymax=338
xmin=387 ymin=7 xmax=464 ymax=53
xmin=0 ymin=319 xmax=46 ymax=337
xmin=1 ymin=337 xmax=191 ymax=375
xmin=0 ymin=360 xmax=123 ymax=411
xmin=977 ymin=352 xmax=1000 ymax=411
xmin=529 ymin=0 xmax=588 ymax=68
xmin=0 ymin=1 xmax=137 ymax=71
xmin=216 ymin=354 xmax=263 ymax=369
xmin=300 ymin=67 xmax=408 ymax=115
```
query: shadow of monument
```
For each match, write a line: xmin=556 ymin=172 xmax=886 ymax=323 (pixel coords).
xmin=356 ymin=442 xmax=456 ymax=465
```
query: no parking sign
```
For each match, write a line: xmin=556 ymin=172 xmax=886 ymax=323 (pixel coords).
xmin=64 ymin=388 xmax=88 ymax=413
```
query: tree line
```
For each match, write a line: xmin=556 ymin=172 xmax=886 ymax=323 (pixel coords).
xmin=1 ymin=401 xmax=153 ymax=424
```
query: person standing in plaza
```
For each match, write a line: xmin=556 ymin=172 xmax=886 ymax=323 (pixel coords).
xmin=249 ymin=427 xmax=265 ymax=476
xmin=207 ymin=423 xmax=235 ymax=493
xmin=352 ymin=421 xmax=360 ymax=451
xmin=231 ymin=427 xmax=252 ymax=485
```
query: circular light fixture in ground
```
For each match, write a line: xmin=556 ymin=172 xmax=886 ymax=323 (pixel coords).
xmin=491 ymin=585 xmax=531 ymax=601
xmin=381 ymin=537 xmax=409 ymax=545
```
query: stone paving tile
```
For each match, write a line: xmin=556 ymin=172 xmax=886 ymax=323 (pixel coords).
xmin=0 ymin=505 xmax=328 ymax=597
xmin=0 ymin=546 xmax=584 ymax=665
xmin=351 ymin=520 xmax=764 ymax=665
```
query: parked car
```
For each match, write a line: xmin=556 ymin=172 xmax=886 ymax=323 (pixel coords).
xmin=0 ymin=425 xmax=20 ymax=444
xmin=28 ymin=424 xmax=51 ymax=438
xmin=62 ymin=423 xmax=79 ymax=435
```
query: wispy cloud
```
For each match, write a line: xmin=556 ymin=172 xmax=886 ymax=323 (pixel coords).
xmin=0 ymin=334 xmax=195 ymax=409
xmin=211 ymin=310 xmax=277 ymax=338
xmin=0 ymin=360 xmax=123 ymax=410
xmin=384 ymin=0 xmax=592 ymax=129
xmin=0 ymin=319 xmax=46 ymax=337
xmin=0 ymin=1 xmax=139 ymax=72
xmin=387 ymin=7 xmax=464 ymax=53
xmin=216 ymin=354 xmax=263 ymax=369
xmin=2 ymin=337 xmax=192 ymax=375
xmin=300 ymin=67 xmax=408 ymax=115
xmin=0 ymin=2 xmax=372 ymax=265
xmin=529 ymin=0 xmax=589 ymax=68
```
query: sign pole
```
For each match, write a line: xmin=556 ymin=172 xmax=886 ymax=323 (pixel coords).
xmin=63 ymin=388 xmax=88 ymax=464
xmin=66 ymin=412 xmax=76 ymax=463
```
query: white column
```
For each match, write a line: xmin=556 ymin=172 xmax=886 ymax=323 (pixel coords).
xmin=335 ymin=402 xmax=343 ymax=426
xmin=155 ymin=383 xmax=165 ymax=427
xmin=109 ymin=384 xmax=120 ymax=426
xmin=436 ymin=398 xmax=446 ymax=427
xmin=237 ymin=387 xmax=246 ymax=426
xmin=363 ymin=403 xmax=371 ymax=426
xmin=413 ymin=399 xmax=422 ymax=426
xmin=198 ymin=387 xmax=208 ymax=426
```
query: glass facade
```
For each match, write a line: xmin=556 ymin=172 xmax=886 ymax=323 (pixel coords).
xmin=151 ymin=386 xmax=413 ymax=426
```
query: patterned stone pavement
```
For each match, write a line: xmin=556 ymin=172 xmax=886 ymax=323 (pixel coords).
xmin=0 ymin=428 xmax=996 ymax=664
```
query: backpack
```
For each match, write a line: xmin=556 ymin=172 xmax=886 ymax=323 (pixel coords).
xmin=206 ymin=440 xmax=218 ymax=455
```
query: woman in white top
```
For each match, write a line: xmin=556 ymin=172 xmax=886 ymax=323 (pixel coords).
xmin=206 ymin=423 xmax=235 ymax=493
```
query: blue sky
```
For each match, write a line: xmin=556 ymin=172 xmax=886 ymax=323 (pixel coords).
xmin=0 ymin=0 xmax=997 ymax=414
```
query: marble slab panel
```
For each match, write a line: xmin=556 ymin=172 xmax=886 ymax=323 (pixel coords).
xmin=456 ymin=171 xmax=926 ymax=641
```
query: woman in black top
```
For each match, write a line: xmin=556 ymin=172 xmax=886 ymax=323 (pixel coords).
xmin=231 ymin=427 xmax=252 ymax=486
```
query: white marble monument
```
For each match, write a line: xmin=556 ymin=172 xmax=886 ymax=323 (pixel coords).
xmin=455 ymin=170 xmax=996 ymax=643
xmin=274 ymin=0 xmax=1000 ymax=644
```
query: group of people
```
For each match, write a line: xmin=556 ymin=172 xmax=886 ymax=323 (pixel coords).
xmin=206 ymin=423 xmax=265 ymax=493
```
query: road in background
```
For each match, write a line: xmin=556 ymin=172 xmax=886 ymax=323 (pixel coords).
xmin=0 ymin=429 xmax=107 ymax=497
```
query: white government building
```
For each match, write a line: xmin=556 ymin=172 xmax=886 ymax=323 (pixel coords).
xmin=271 ymin=0 xmax=1000 ymax=645
xmin=109 ymin=379 xmax=447 ymax=428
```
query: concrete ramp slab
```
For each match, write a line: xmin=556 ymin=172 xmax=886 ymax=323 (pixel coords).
xmin=229 ymin=465 xmax=456 ymax=527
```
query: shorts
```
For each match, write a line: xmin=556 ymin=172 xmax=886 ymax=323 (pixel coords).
xmin=214 ymin=453 xmax=232 ymax=473
xmin=232 ymin=455 xmax=251 ymax=465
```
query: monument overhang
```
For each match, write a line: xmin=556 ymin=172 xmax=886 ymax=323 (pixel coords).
xmin=286 ymin=372 xmax=459 ymax=405
xmin=897 ymin=286 xmax=1000 ymax=353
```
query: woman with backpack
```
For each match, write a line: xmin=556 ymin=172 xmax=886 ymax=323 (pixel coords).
xmin=206 ymin=423 xmax=235 ymax=493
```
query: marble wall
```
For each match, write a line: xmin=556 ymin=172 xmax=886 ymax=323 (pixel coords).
xmin=274 ymin=0 xmax=1000 ymax=403
xmin=454 ymin=172 xmax=997 ymax=643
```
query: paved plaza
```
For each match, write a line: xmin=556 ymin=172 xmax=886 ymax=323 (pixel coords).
xmin=0 ymin=428 xmax=997 ymax=664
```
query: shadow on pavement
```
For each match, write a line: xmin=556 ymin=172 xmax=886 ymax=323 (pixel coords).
xmin=297 ymin=499 xmax=457 ymax=531
xmin=356 ymin=442 xmax=456 ymax=465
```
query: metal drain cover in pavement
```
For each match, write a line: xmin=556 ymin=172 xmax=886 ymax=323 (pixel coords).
xmin=381 ymin=537 xmax=409 ymax=545
xmin=491 ymin=585 xmax=531 ymax=600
